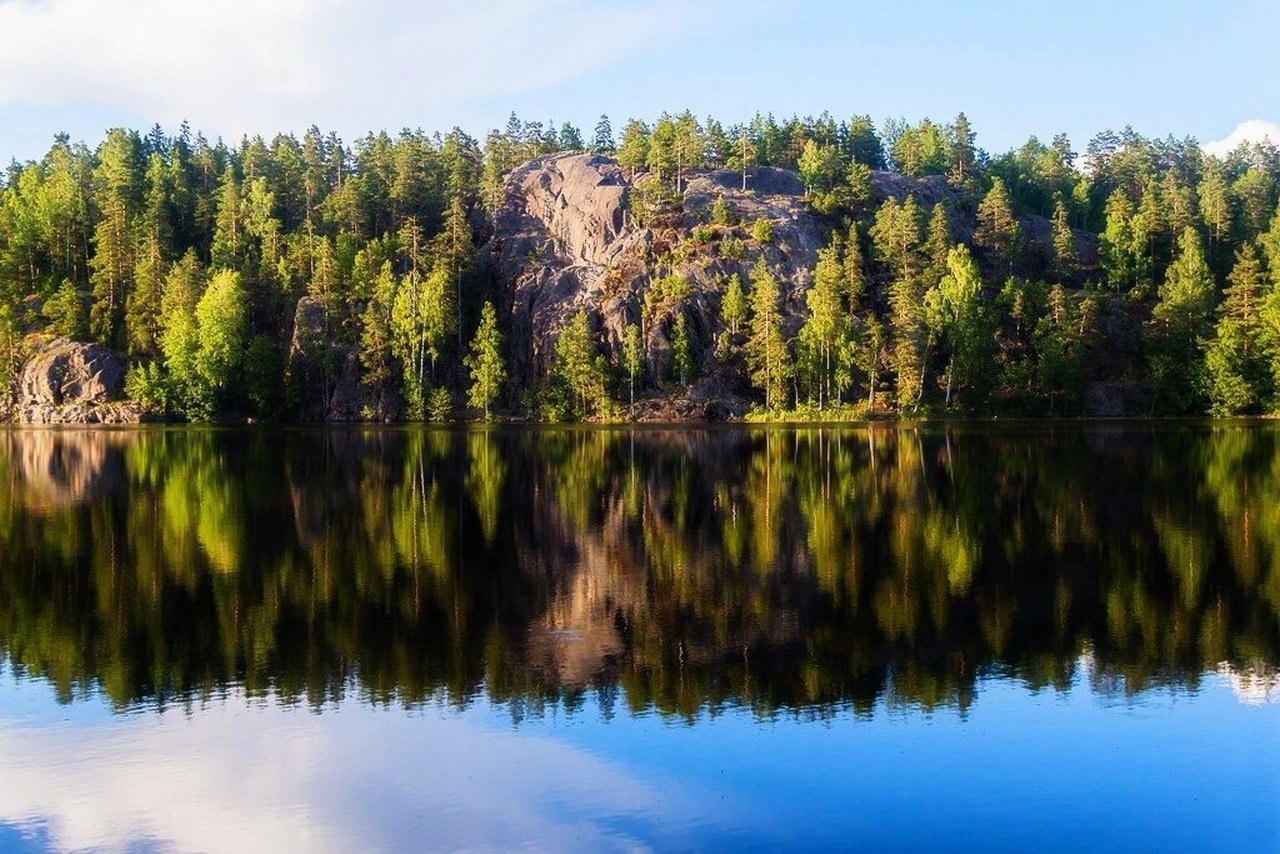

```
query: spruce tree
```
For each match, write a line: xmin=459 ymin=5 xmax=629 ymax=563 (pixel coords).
xmin=746 ymin=257 xmax=791 ymax=409
xmin=975 ymin=178 xmax=1020 ymax=271
xmin=1148 ymin=227 xmax=1215 ymax=412
xmin=465 ymin=301 xmax=505 ymax=419
xmin=1051 ymin=195 xmax=1077 ymax=281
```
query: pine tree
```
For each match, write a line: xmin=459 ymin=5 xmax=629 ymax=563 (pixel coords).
xmin=623 ymin=321 xmax=644 ymax=416
xmin=1033 ymin=284 xmax=1091 ymax=414
xmin=89 ymin=129 xmax=142 ymax=345
xmin=948 ymin=112 xmax=977 ymax=189
xmin=647 ymin=116 xmax=676 ymax=184
xmin=557 ymin=122 xmax=585 ymax=151
xmin=555 ymin=309 xmax=610 ymax=417
xmin=923 ymin=203 xmax=954 ymax=286
xmin=593 ymin=115 xmax=615 ymax=154
xmin=671 ymin=312 xmax=693 ymax=385
xmin=1100 ymin=189 xmax=1137 ymax=292
xmin=1148 ymin=227 xmax=1215 ymax=412
xmin=1259 ymin=202 xmax=1280 ymax=289
xmin=843 ymin=223 xmax=866 ymax=309
xmin=730 ymin=125 xmax=758 ymax=191
xmin=870 ymin=195 xmax=923 ymax=279
xmin=617 ymin=120 xmax=650 ymax=179
xmin=359 ymin=260 xmax=397 ymax=407
xmin=975 ymin=178 xmax=1020 ymax=271
xmin=209 ymin=163 xmax=243 ymax=270
xmin=126 ymin=153 xmax=171 ymax=355
xmin=854 ymin=315 xmax=888 ymax=408
xmin=1198 ymin=161 xmax=1232 ymax=247
xmin=465 ymin=300 xmax=505 ymax=419
xmin=672 ymin=111 xmax=703 ymax=194
xmin=1205 ymin=245 xmax=1270 ymax=415
xmin=745 ymin=257 xmax=791 ymax=409
xmin=1051 ymin=195 xmax=1077 ymax=281
xmin=797 ymin=246 xmax=848 ymax=407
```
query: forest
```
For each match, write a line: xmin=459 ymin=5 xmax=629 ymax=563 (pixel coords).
xmin=1 ymin=111 xmax=1279 ymax=420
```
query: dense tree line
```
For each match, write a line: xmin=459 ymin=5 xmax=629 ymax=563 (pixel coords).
xmin=2 ymin=112 xmax=1279 ymax=419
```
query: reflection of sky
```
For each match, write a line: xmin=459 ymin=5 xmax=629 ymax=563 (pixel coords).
xmin=0 ymin=671 xmax=1277 ymax=852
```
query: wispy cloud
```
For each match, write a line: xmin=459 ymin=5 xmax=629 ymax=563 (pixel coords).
xmin=0 ymin=0 xmax=700 ymax=139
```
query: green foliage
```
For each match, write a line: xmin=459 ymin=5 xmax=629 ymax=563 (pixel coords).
xmin=746 ymin=258 xmax=791 ymax=409
xmin=1147 ymin=228 xmax=1214 ymax=412
xmin=923 ymin=245 xmax=993 ymax=410
xmin=465 ymin=301 xmax=505 ymax=419
xmin=124 ymin=361 xmax=173 ymax=412
xmin=0 ymin=302 xmax=26 ymax=395
xmin=427 ymin=386 xmax=453 ymax=422
xmin=1032 ymin=284 xmax=1094 ymax=413
xmin=555 ymin=309 xmax=611 ymax=417
xmin=1205 ymin=245 xmax=1272 ymax=415
xmin=643 ymin=274 xmax=689 ymax=320
xmin=2 ymin=113 xmax=1279 ymax=422
xmin=797 ymin=246 xmax=851 ymax=408
xmin=623 ymin=321 xmax=644 ymax=415
xmin=709 ymin=195 xmax=732 ymax=226
xmin=1051 ymin=196 xmax=1077 ymax=280
xmin=243 ymin=334 xmax=283 ymax=418
xmin=975 ymin=178 xmax=1020 ymax=270
xmin=671 ymin=313 xmax=693 ymax=385
xmin=193 ymin=269 xmax=248 ymax=412
xmin=43 ymin=279 xmax=87 ymax=338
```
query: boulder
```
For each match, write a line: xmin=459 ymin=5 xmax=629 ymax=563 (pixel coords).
xmin=19 ymin=338 xmax=123 ymax=406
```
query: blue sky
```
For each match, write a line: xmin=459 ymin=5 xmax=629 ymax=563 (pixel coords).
xmin=0 ymin=0 xmax=1276 ymax=163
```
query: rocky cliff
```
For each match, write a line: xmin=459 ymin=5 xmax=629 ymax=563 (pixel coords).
xmin=485 ymin=153 xmax=826 ymax=418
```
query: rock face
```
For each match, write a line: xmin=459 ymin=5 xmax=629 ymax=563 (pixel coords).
xmin=20 ymin=339 xmax=123 ymax=405
xmin=485 ymin=153 xmax=825 ymax=417
xmin=11 ymin=339 xmax=146 ymax=424
xmin=287 ymin=296 xmax=399 ymax=422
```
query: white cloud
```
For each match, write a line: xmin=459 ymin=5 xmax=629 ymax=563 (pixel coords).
xmin=1202 ymin=119 xmax=1280 ymax=158
xmin=0 ymin=693 xmax=715 ymax=851
xmin=0 ymin=0 xmax=699 ymax=139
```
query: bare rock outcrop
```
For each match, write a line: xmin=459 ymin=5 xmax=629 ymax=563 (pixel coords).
xmin=20 ymin=338 xmax=123 ymax=405
xmin=485 ymin=154 xmax=825 ymax=408
xmin=11 ymin=338 xmax=147 ymax=423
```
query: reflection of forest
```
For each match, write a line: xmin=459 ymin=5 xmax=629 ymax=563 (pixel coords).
xmin=0 ymin=425 xmax=1277 ymax=717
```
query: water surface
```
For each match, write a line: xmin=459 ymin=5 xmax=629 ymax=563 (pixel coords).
xmin=0 ymin=423 xmax=1277 ymax=851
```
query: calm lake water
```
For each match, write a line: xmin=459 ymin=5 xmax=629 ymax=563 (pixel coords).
xmin=0 ymin=423 xmax=1277 ymax=852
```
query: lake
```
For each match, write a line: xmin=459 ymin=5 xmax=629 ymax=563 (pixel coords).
xmin=0 ymin=423 xmax=1277 ymax=852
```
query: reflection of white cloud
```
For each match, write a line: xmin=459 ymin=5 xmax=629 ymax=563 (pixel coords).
xmin=0 ymin=695 xmax=705 ymax=852
xmin=1203 ymin=120 xmax=1280 ymax=158
xmin=1218 ymin=663 xmax=1280 ymax=707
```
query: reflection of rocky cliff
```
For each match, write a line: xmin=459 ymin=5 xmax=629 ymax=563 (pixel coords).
xmin=0 ymin=425 xmax=1277 ymax=715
